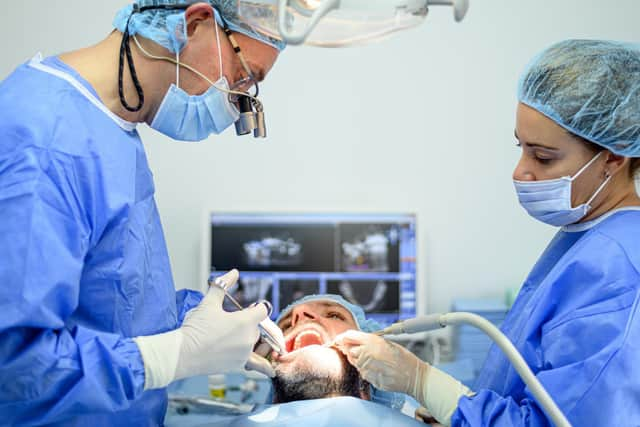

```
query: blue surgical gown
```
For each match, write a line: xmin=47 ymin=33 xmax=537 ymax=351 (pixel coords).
xmin=0 ymin=55 xmax=203 ymax=425
xmin=451 ymin=210 xmax=640 ymax=426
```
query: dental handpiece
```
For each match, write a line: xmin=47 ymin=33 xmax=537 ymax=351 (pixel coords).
xmin=373 ymin=313 xmax=572 ymax=427
xmin=372 ymin=314 xmax=446 ymax=336
xmin=209 ymin=276 xmax=287 ymax=356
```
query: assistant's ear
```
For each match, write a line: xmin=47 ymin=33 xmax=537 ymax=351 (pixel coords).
xmin=604 ymin=150 xmax=629 ymax=176
xmin=184 ymin=3 xmax=215 ymax=37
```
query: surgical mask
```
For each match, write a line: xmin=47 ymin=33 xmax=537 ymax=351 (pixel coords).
xmin=138 ymin=21 xmax=240 ymax=142
xmin=514 ymin=152 xmax=612 ymax=227
xmin=150 ymin=77 xmax=239 ymax=142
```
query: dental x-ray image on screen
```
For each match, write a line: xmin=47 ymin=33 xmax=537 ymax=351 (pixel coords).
xmin=211 ymin=222 xmax=335 ymax=272
xmin=327 ymin=280 xmax=400 ymax=313
xmin=208 ymin=213 xmax=416 ymax=326
xmin=243 ymin=235 xmax=303 ymax=268
xmin=339 ymin=224 xmax=401 ymax=272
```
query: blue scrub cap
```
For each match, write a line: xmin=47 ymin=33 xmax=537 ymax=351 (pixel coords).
xmin=518 ymin=39 xmax=640 ymax=157
xmin=276 ymin=294 xmax=406 ymax=410
xmin=113 ymin=0 xmax=286 ymax=54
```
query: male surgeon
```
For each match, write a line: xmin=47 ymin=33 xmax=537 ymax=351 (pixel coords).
xmin=0 ymin=1 xmax=284 ymax=425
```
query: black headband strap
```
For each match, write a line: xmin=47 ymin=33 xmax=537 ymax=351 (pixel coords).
xmin=118 ymin=12 xmax=145 ymax=112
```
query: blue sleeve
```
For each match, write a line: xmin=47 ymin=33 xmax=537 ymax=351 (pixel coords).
xmin=176 ymin=289 xmax=204 ymax=324
xmin=453 ymin=390 xmax=547 ymax=426
xmin=453 ymin=301 xmax=639 ymax=426
xmin=0 ymin=145 xmax=145 ymax=424
xmin=451 ymin=241 xmax=640 ymax=426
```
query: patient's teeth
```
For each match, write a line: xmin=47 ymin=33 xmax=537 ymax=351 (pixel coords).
xmin=293 ymin=330 xmax=323 ymax=350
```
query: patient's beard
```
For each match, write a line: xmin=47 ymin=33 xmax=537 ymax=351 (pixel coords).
xmin=272 ymin=349 xmax=367 ymax=403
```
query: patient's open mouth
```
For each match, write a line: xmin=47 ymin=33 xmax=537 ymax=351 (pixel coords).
xmin=284 ymin=325 xmax=329 ymax=353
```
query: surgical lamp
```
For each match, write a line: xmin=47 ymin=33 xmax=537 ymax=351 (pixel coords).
xmin=238 ymin=0 xmax=470 ymax=47
xmin=374 ymin=313 xmax=572 ymax=427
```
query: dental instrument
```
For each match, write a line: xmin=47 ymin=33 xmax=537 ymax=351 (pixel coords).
xmin=209 ymin=275 xmax=287 ymax=356
xmin=373 ymin=313 xmax=572 ymax=427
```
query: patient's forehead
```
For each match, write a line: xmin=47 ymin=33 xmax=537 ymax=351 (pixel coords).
xmin=277 ymin=301 xmax=358 ymax=329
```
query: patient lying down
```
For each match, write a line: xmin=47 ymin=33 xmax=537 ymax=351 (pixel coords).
xmin=201 ymin=295 xmax=431 ymax=427
xmin=271 ymin=298 xmax=371 ymax=403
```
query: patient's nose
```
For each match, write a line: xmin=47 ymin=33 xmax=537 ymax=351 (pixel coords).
xmin=291 ymin=305 xmax=317 ymax=327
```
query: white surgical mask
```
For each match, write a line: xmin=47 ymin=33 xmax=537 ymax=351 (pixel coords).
xmin=514 ymin=152 xmax=612 ymax=227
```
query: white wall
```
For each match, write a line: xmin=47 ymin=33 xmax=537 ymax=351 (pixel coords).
xmin=2 ymin=1 xmax=638 ymax=315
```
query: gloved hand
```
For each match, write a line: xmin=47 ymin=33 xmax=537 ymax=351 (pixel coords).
xmin=134 ymin=270 xmax=275 ymax=390
xmin=333 ymin=330 xmax=473 ymax=427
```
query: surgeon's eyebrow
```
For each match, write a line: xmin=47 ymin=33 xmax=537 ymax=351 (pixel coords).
xmin=514 ymin=130 xmax=558 ymax=150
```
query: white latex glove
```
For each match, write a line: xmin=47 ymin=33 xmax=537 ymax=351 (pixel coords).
xmin=334 ymin=330 xmax=474 ymax=427
xmin=134 ymin=270 xmax=275 ymax=390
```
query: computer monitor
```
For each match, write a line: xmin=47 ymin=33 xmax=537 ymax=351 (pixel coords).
xmin=205 ymin=213 xmax=417 ymax=326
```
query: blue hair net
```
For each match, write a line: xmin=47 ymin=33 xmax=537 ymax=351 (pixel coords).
xmin=113 ymin=0 xmax=286 ymax=54
xmin=518 ymin=39 xmax=640 ymax=157
xmin=276 ymin=294 xmax=406 ymax=410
